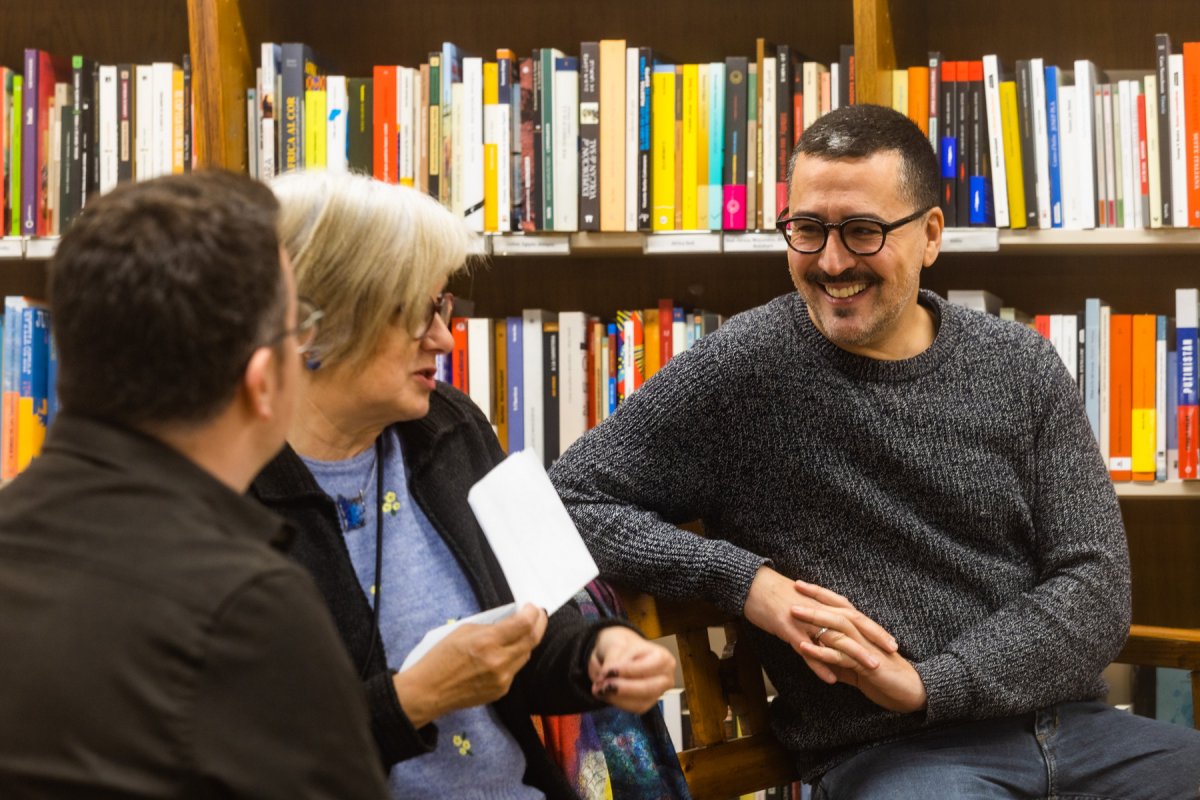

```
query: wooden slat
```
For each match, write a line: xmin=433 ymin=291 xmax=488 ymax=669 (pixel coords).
xmin=187 ymin=0 xmax=254 ymax=170
xmin=677 ymin=735 xmax=798 ymax=800
xmin=677 ymin=628 xmax=728 ymax=747
xmin=1118 ymin=625 xmax=1200 ymax=671
xmin=852 ymin=0 xmax=896 ymax=110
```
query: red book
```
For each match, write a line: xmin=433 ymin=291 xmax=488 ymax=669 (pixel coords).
xmin=1109 ymin=314 xmax=1133 ymax=481
xmin=658 ymin=298 xmax=674 ymax=367
xmin=450 ymin=317 xmax=469 ymax=393
xmin=1183 ymin=42 xmax=1200 ymax=226
xmin=1137 ymin=93 xmax=1150 ymax=216
xmin=373 ymin=65 xmax=397 ymax=183
xmin=1035 ymin=314 xmax=1051 ymax=339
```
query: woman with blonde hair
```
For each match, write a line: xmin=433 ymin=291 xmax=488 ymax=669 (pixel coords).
xmin=250 ymin=171 xmax=676 ymax=799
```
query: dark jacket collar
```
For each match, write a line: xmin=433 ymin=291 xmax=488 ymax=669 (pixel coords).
xmin=44 ymin=412 xmax=288 ymax=547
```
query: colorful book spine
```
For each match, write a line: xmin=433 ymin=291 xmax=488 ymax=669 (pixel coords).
xmin=1 ymin=297 xmax=27 ymax=480
xmin=1184 ymin=42 xmax=1200 ymax=226
xmin=578 ymin=43 xmax=600 ymax=231
xmin=1108 ymin=313 xmax=1133 ymax=481
xmin=999 ymin=80 xmax=1027 ymax=229
xmin=8 ymin=76 xmax=21 ymax=236
xmin=723 ymin=57 xmax=749 ymax=230
xmin=16 ymin=303 xmax=49 ymax=473
xmin=1177 ymin=288 xmax=1198 ymax=479
xmin=708 ymin=60 xmax=725 ymax=230
xmin=651 ymin=64 xmax=676 ymax=231
xmin=1156 ymin=314 xmax=1168 ymax=481
xmin=1131 ymin=314 xmax=1157 ymax=481
xmin=505 ymin=316 xmax=524 ymax=453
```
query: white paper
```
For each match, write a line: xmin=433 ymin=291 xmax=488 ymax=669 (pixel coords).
xmin=399 ymin=603 xmax=516 ymax=672
xmin=400 ymin=449 xmax=598 ymax=672
xmin=467 ymin=448 xmax=599 ymax=612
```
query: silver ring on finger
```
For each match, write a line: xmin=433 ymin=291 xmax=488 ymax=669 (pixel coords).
xmin=814 ymin=626 xmax=830 ymax=645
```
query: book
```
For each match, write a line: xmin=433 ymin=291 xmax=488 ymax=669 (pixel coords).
xmin=651 ymin=63 xmax=676 ymax=231
xmin=578 ymin=43 xmax=600 ymax=231
xmin=505 ymin=317 xmax=524 ymax=454
xmin=999 ymin=80 xmax=1027 ymax=229
xmin=557 ymin=311 xmax=588 ymax=455
xmin=1131 ymin=314 xmax=1157 ymax=481
xmin=1176 ymin=288 xmax=1198 ymax=479
xmin=552 ymin=56 xmax=579 ymax=231
xmin=16 ymin=302 xmax=49 ymax=473
xmin=522 ymin=309 xmax=553 ymax=464
xmin=597 ymin=39 xmax=625 ymax=232
xmin=1155 ymin=33 xmax=1173 ymax=225
xmin=467 ymin=317 xmax=494 ymax=424
xmin=723 ymin=57 xmax=749 ymax=230
xmin=541 ymin=320 xmax=560 ymax=466
xmin=1109 ymin=313 xmax=1133 ymax=481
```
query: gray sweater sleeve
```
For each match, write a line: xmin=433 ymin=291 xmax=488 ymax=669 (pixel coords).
xmin=915 ymin=344 xmax=1131 ymax=723
xmin=550 ymin=337 xmax=769 ymax=615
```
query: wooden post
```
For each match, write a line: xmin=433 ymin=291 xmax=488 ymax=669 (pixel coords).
xmin=187 ymin=0 xmax=254 ymax=170
xmin=853 ymin=0 xmax=897 ymax=108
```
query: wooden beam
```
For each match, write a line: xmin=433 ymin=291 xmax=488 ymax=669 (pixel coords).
xmin=853 ymin=0 xmax=897 ymax=107
xmin=187 ymin=0 xmax=253 ymax=170
xmin=677 ymin=735 xmax=798 ymax=800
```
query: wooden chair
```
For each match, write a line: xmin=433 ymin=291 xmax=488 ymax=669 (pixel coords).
xmin=617 ymin=589 xmax=1200 ymax=800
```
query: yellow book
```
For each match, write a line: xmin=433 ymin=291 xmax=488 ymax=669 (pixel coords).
xmin=171 ymin=66 xmax=185 ymax=174
xmin=305 ymin=81 xmax=327 ymax=169
xmin=696 ymin=64 xmax=709 ymax=230
xmin=681 ymin=64 xmax=699 ymax=231
xmin=999 ymin=80 xmax=1027 ymax=229
xmin=876 ymin=68 xmax=893 ymax=107
xmin=1131 ymin=313 xmax=1157 ymax=480
xmin=891 ymin=68 xmax=909 ymax=115
xmin=651 ymin=65 xmax=676 ymax=231
xmin=483 ymin=62 xmax=500 ymax=232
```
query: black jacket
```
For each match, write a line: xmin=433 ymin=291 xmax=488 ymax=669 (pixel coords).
xmin=251 ymin=384 xmax=615 ymax=799
xmin=0 ymin=414 xmax=387 ymax=799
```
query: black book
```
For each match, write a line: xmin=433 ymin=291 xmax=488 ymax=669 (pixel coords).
xmin=346 ymin=77 xmax=373 ymax=172
xmin=116 ymin=64 xmax=134 ymax=183
xmin=542 ymin=321 xmax=559 ymax=468
xmin=530 ymin=50 xmax=545 ymax=230
xmin=723 ymin=56 xmax=748 ymax=230
xmin=181 ymin=55 xmax=192 ymax=172
xmin=938 ymin=60 xmax=956 ymax=226
xmin=838 ymin=43 xmax=854 ymax=107
xmin=1155 ymin=33 xmax=1172 ymax=224
xmin=955 ymin=60 xmax=971 ymax=226
xmin=57 ymin=80 xmax=76 ymax=232
xmin=578 ymin=42 xmax=600 ymax=231
xmin=1014 ymin=60 xmax=1039 ymax=228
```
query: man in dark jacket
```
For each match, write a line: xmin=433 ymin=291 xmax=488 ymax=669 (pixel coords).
xmin=0 ymin=172 xmax=387 ymax=799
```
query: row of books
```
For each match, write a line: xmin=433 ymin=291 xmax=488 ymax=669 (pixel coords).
xmin=951 ymin=288 xmax=1199 ymax=481
xmin=0 ymin=50 xmax=194 ymax=238
xmin=434 ymin=301 xmax=723 ymax=467
xmin=895 ymin=35 xmax=1200 ymax=230
xmin=248 ymin=39 xmax=860 ymax=234
xmin=0 ymin=297 xmax=56 ymax=481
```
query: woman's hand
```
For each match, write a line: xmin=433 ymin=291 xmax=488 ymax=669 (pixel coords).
xmin=588 ymin=627 xmax=677 ymax=714
xmin=393 ymin=603 xmax=548 ymax=727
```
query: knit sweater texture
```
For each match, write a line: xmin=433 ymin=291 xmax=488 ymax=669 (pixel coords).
xmin=550 ymin=289 xmax=1131 ymax=781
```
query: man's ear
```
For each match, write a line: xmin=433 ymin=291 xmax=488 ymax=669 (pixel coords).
xmin=922 ymin=207 xmax=944 ymax=268
xmin=242 ymin=346 xmax=277 ymax=420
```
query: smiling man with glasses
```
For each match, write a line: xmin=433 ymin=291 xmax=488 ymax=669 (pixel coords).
xmin=552 ymin=104 xmax=1200 ymax=799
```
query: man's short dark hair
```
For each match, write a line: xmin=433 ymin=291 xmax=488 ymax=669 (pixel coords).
xmin=49 ymin=170 xmax=283 ymax=427
xmin=788 ymin=104 xmax=940 ymax=212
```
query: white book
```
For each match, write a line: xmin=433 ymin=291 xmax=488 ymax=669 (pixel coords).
xmin=625 ymin=46 xmax=639 ymax=232
xmin=1145 ymin=74 xmax=1163 ymax=228
xmin=1169 ymin=53 xmax=1188 ymax=227
xmin=1063 ymin=313 xmax=1078 ymax=385
xmin=451 ymin=82 xmax=466 ymax=217
xmin=981 ymin=55 xmax=1010 ymax=228
xmin=48 ymin=86 xmax=62 ymax=232
xmin=1060 ymin=82 xmax=1080 ymax=230
xmin=398 ymin=66 xmax=416 ymax=186
xmin=1118 ymin=81 xmax=1136 ymax=229
xmin=1102 ymin=84 xmax=1117 ymax=229
xmin=1029 ymin=58 xmax=1052 ymax=229
xmin=553 ymin=59 xmax=579 ymax=231
xmin=522 ymin=309 xmax=553 ymax=465
xmin=761 ymin=57 xmax=777 ymax=224
xmin=557 ymin=311 xmax=588 ymax=455
xmin=830 ymin=61 xmax=840 ymax=112
xmin=660 ymin=688 xmax=685 ymax=752
xmin=1050 ymin=314 xmax=1064 ymax=371
xmin=672 ymin=313 xmax=686 ymax=358
xmin=134 ymin=65 xmax=154 ymax=180
xmin=462 ymin=58 xmax=485 ymax=231
xmin=483 ymin=94 xmax=511 ymax=233
xmin=326 ymin=75 xmax=348 ymax=173
xmin=466 ymin=317 xmax=494 ymax=424
xmin=1099 ymin=303 xmax=1112 ymax=462
xmin=247 ymin=82 xmax=260 ymax=179
xmin=622 ymin=314 xmax=636 ymax=400
xmin=259 ymin=43 xmax=281 ymax=179
xmin=151 ymin=62 xmax=175 ymax=180
xmin=802 ymin=61 xmax=826 ymax=131
xmin=1072 ymin=59 xmax=1099 ymax=229
xmin=98 ymin=65 xmax=119 ymax=195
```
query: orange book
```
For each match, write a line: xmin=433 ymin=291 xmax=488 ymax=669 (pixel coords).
xmin=1035 ymin=314 xmax=1051 ymax=339
xmin=908 ymin=66 xmax=930 ymax=136
xmin=1184 ymin=43 xmax=1200 ymax=226
xmin=1131 ymin=314 xmax=1157 ymax=481
xmin=450 ymin=317 xmax=469 ymax=393
xmin=643 ymin=308 xmax=661 ymax=379
xmin=598 ymin=39 xmax=626 ymax=231
xmin=373 ymin=65 xmax=397 ymax=183
xmin=1108 ymin=314 xmax=1133 ymax=481
xmin=492 ymin=319 xmax=508 ymax=451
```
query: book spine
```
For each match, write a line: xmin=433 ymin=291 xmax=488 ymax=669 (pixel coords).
xmin=1109 ymin=314 xmax=1133 ymax=481
xmin=258 ymin=43 xmax=280 ymax=179
xmin=117 ymin=64 xmax=134 ymax=183
xmin=776 ymin=47 xmax=792 ymax=223
xmin=1155 ymin=33 xmax=1173 ymax=224
xmin=505 ymin=317 xmax=524 ymax=453
xmin=746 ymin=64 xmax=758 ymax=230
xmin=624 ymin=46 xmax=638 ymax=231
xmin=427 ymin=54 xmax=441 ymax=201
xmin=1073 ymin=59 xmax=1098 ymax=229
xmin=552 ymin=57 xmax=578 ymax=231
xmin=20 ymin=49 xmax=39 ymax=236
xmin=651 ymin=64 xmax=675 ymax=230
xmin=708 ymin=61 xmax=724 ymax=230
xmin=326 ymin=75 xmax=348 ymax=172
xmin=723 ymin=56 xmax=748 ymax=231
xmin=637 ymin=48 xmax=652 ymax=231
xmin=967 ymin=60 xmax=991 ymax=226
xmin=1177 ymin=288 xmax=1199 ymax=479
xmin=541 ymin=321 xmax=559 ymax=466
xmin=16 ymin=304 xmax=48 ymax=472
xmin=578 ymin=43 xmax=600 ymax=231
xmin=1131 ymin=314 xmax=1157 ymax=480
xmin=1156 ymin=314 xmax=1168 ymax=481
xmin=1170 ymin=54 xmax=1188 ymax=227
xmin=538 ymin=48 xmax=558 ymax=230
xmin=519 ymin=57 xmax=539 ymax=232
xmin=1044 ymin=65 xmax=1063 ymax=228
xmin=999 ymin=80 xmax=1027 ymax=229
xmin=981 ymin=55 xmax=1009 ymax=228
xmin=939 ymin=61 xmax=957 ymax=226
xmin=1184 ymin=42 xmax=1200 ymax=226
xmin=681 ymin=64 xmax=698 ymax=230
xmin=493 ymin=319 xmax=508 ymax=449
xmin=1028 ymin=58 xmax=1051 ymax=228
xmin=280 ymin=44 xmax=309 ymax=173
xmin=373 ymin=66 xmax=396 ymax=182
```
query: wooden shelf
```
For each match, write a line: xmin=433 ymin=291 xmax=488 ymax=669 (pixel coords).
xmin=1116 ymin=481 xmax=1200 ymax=500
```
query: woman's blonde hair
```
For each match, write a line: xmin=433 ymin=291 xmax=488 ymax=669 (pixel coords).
xmin=270 ymin=170 xmax=475 ymax=368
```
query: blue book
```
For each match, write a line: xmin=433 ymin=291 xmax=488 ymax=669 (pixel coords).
xmin=505 ymin=316 xmax=523 ymax=453
xmin=18 ymin=304 xmax=49 ymax=471
xmin=1044 ymin=65 xmax=1064 ymax=228
xmin=47 ymin=327 xmax=58 ymax=429
xmin=1157 ymin=315 xmax=1168 ymax=481
xmin=1168 ymin=349 xmax=1179 ymax=477
xmin=707 ymin=61 xmax=725 ymax=230
xmin=605 ymin=323 xmax=618 ymax=415
xmin=637 ymin=48 xmax=653 ymax=230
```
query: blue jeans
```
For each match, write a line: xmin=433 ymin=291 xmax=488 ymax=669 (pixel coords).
xmin=812 ymin=702 xmax=1200 ymax=799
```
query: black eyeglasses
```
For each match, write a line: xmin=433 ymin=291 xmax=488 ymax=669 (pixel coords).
xmin=775 ymin=206 xmax=932 ymax=256
xmin=412 ymin=292 xmax=455 ymax=339
xmin=266 ymin=296 xmax=323 ymax=355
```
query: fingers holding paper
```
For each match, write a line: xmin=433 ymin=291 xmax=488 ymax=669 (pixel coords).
xmin=394 ymin=603 xmax=548 ymax=727
xmin=588 ymin=626 xmax=677 ymax=714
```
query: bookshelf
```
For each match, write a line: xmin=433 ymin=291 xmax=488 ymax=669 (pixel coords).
xmin=2 ymin=0 xmax=1198 ymax=628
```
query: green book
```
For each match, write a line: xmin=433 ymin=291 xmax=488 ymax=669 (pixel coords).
xmin=9 ymin=76 xmax=21 ymax=237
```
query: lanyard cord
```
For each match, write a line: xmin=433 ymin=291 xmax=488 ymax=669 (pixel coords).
xmin=361 ymin=435 xmax=386 ymax=680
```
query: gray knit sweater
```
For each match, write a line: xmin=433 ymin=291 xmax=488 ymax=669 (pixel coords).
xmin=550 ymin=289 xmax=1130 ymax=780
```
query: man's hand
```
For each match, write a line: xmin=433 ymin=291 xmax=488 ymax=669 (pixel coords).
xmin=393 ymin=603 xmax=548 ymax=727
xmin=790 ymin=582 xmax=927 ymax=714
xmin=743 ymin=567 xmax=898 ymax=683
xmin=588 ymin=627 xmax=677 ymax=714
